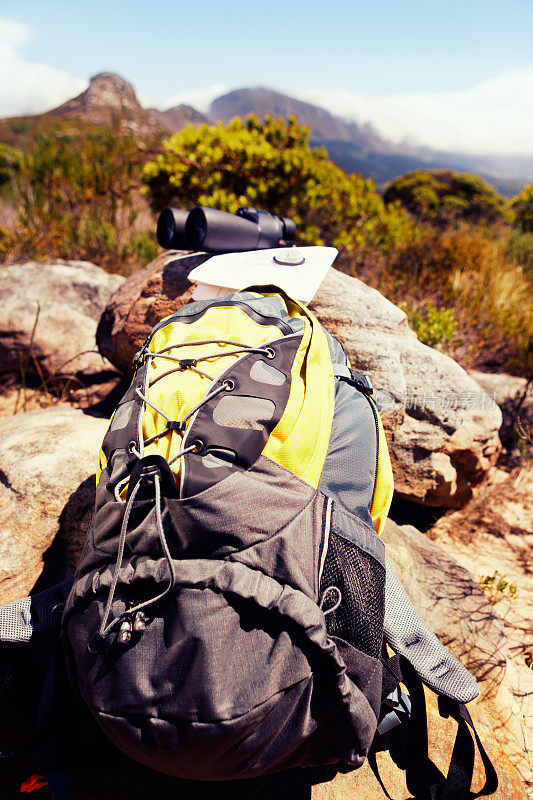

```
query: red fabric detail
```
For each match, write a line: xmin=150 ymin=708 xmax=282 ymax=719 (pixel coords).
xmin=20 ymin=774 xmax=48 ymax=793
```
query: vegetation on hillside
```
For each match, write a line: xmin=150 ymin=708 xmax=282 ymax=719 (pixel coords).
xmin=2 ymin=128 xmax=157 ymax=271
xmin=511 ymin=183 xmax=533 ymax=233
xmin=143 ymin=115 xmax=412 ymax=270
xmin=383 ymin=169 xmax=509 ymax=226
xmin=0 ymin=114 xmax=531 ymax=376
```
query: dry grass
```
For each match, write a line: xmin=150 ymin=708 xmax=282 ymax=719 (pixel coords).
xmin=359 ymin=225 xmax=533 ymax=375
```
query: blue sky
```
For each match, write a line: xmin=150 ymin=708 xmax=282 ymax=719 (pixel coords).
xmin=1 ymin=0 xmax=532 ymax=154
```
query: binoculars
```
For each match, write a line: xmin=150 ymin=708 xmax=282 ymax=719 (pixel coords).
xmin=156 ymin=206 xmax=297 ymax=253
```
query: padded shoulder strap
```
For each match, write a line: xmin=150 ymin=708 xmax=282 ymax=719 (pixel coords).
xmin=383 ymin=556 xmax=478 ymax=703
xmin=0 ymin=579 xmax=74 ymax=643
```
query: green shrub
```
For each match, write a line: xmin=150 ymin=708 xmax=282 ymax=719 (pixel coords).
xmin=374 ymin=225 xmax=533 ymax=373
xmin=143 ymin=115 xmax=413 ymax=270
xmin=129 ymin=231 xmax=158 ymax=264
xmin=400 ymin=300 xmax=458 ymax=350
xmin=383 ymin=169 xmax=509 ymax=226
xmin=511 ymin=183 xmax=533 ymax=233
xmin=6 ymin=128 xmax=150 ymax=272
xmin=0 ymin=143 xmax=20 ymax=195
xmin=479 ymin=571 xmax=518 ymax=604
xmin=0 ymin=226 xmax=12 ymax=259
xmin=504 ymin=228 xmax=533 ymax=277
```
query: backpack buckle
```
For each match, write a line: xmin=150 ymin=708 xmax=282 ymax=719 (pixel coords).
xmin=333 ymin=364 xmax=374 ymax=394
xmin=349 ymin=370 xmax=374 ymax=395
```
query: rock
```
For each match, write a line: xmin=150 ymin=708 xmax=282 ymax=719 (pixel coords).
xmin=383 ymin=519 xmax=507 ymax=699
xmin=429 ymin=466 xmax=533 ymax=792
xmin=97 ymin=256 xmax=501 ymax=507
xmin=468 ymin=369 xmax=533 ymax=467
xmin=96 ymin=250 xmax=195 ymax=370
xmin=0 ymin=260 xmax=124 ymax=380
xmin=2 ymin=692 xmax=526 ymax=799
xmin=310 ymin=268 xmax=502 ymax=507
xmin=468 ymin=369 xmax=529 ymax=408
xmin=0 ymin=405 xmax=107 ymax=605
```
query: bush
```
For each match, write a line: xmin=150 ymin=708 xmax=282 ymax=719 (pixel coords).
xmin=143 ymin=115 xmax=413 ymax=270
xmin=511 ymin=183 xmax=533 ymax=233
xmin=4 ymin=128 xmax=153 ymax=272
xmin=0 ymin=226 xmax=12 ymax=259
xmin=479 ymin=571 xmax=518 ymax=605
xmin=0 ymin=144 xmax=20 ymax=194
xmin=504 ymin=228 xmax=533 ymax=278
xmin=376 ymin=225 xmax=533 ymax=372
xmin=400 ymin=300 xmax=458 ymax=350
xmin=383 ymin=169 xmax=509 ymax=226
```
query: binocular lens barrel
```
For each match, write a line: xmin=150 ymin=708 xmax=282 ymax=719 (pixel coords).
xmin=186 ymin=207 xmax=261 ymax=252
xmin=156 ymin=206 xmax=296 ymax=253
xmin=156 ymin=208 xmax=190 ymax=249
xmin=282 ymin=218 xmax=297 ymax=241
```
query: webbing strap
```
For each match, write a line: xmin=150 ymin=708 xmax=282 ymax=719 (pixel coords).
xmin=400 ymin=657 xmax=498 ymax=800
xmin=332 ymin=364 xmax=352 ymax=380
xmin=332 ymin=364 xmax=374 ymax=393
xmin=439 ymin=697 xmax=499 ymax=800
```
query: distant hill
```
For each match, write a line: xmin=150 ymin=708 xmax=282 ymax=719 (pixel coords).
xmin=49 ymin=72 xmax=161 ymax=136
xmin=48 ymin=73 xmax=209 ymax=137
xmin=209 ymin=87 xmax=532 ymax=195
xmin=0 ymin=73 xmax=212 ymax=148
xmin=1 ymin=74 xmax=530 ymax=196
xmin=148 ymin=104 xmax=210 ymax=131
xmin=211 ymin=87 xmax=390 ymax=153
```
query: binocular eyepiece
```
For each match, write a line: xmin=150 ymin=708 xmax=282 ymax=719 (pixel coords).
xmin=156 ymin=206 xmax=297 ymax=253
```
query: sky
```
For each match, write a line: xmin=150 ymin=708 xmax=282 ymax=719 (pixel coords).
xmin=0 ymin=0 xmax=532 ymax=155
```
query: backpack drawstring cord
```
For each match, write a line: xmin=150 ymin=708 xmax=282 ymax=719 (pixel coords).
xmin=96 ymin=473 xmax=176 ymax=646
xmin=91 ymin=340 xmax=277 ymax=649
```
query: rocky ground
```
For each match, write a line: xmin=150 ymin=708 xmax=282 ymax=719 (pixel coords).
xmin=0 ymin=255 xmax=531 ymax=798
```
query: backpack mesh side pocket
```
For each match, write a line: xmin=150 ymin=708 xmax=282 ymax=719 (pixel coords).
xmin=319 ymin=531 xmax=385 ymax=659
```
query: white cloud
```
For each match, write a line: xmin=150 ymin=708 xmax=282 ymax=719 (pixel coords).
xmin=299 ymin=68 xmax=533 ymax=156
xmin=0 ymin=17 xmax=86 ymax=117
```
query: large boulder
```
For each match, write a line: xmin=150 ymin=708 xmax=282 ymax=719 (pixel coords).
xmin=0 ymin=260 xmax=124 ymax=380
xmin=96 ymin=250 xmax=193 ymax=370
xmin=311 ymin=268 xmax=502 ymax=506
xmin=429 ymin=466 xmax=533 ymax=792
xmin=0 ymin=414 xmax=526 ymax=796
xmin=0 ymin=405 xmax=108 ymax=605
xmin=96 ymin=253 xmax=501 ymax=507
xmin=313 ymin=692 xmax=527 ymax=800
xmin=2 ymin=691 xmax=526 ymax=799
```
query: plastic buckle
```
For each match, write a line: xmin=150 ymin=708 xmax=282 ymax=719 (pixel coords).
xmin=349 ymin=369 xmax=374 ymax=395
xmin=166 ymin=420 xmax=186 ymax=433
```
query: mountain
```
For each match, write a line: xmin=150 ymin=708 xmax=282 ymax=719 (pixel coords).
xmin=48 ymin=73 xmax=209 ymax=137
xmin=148 ymin=104 xmax=210 ymax=131
xmin=2 ymin=75 xmax=530 ymax=195
xmin=209 ymin=87 xmax=532 ymax=195
xmin=211 ymin=87 xmax=390 ymax=154
xmin=49 ymin=72 xmax=160 ymax=135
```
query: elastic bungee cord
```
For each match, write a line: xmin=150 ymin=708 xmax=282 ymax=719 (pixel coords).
xmin=98 ymin=472 xmax=176 ymax=642
xmin=97 ymin=339 xmax=276 ymax=648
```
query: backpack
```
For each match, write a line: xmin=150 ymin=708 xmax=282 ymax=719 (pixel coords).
xmin=2 ymin=284 xmax=498 ymax=798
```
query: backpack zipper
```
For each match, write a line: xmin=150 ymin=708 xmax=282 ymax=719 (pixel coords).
xmin=363 ymin=394 xmax=380 ymax=511
xmin=318 ymin=495 xmax=333 ymax=587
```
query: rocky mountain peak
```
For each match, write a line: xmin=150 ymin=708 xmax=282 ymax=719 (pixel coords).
xmin=49 ymin=71 xmax=144 ymax=123
xmin=81 ymin=72 xmax=141 ymax=112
